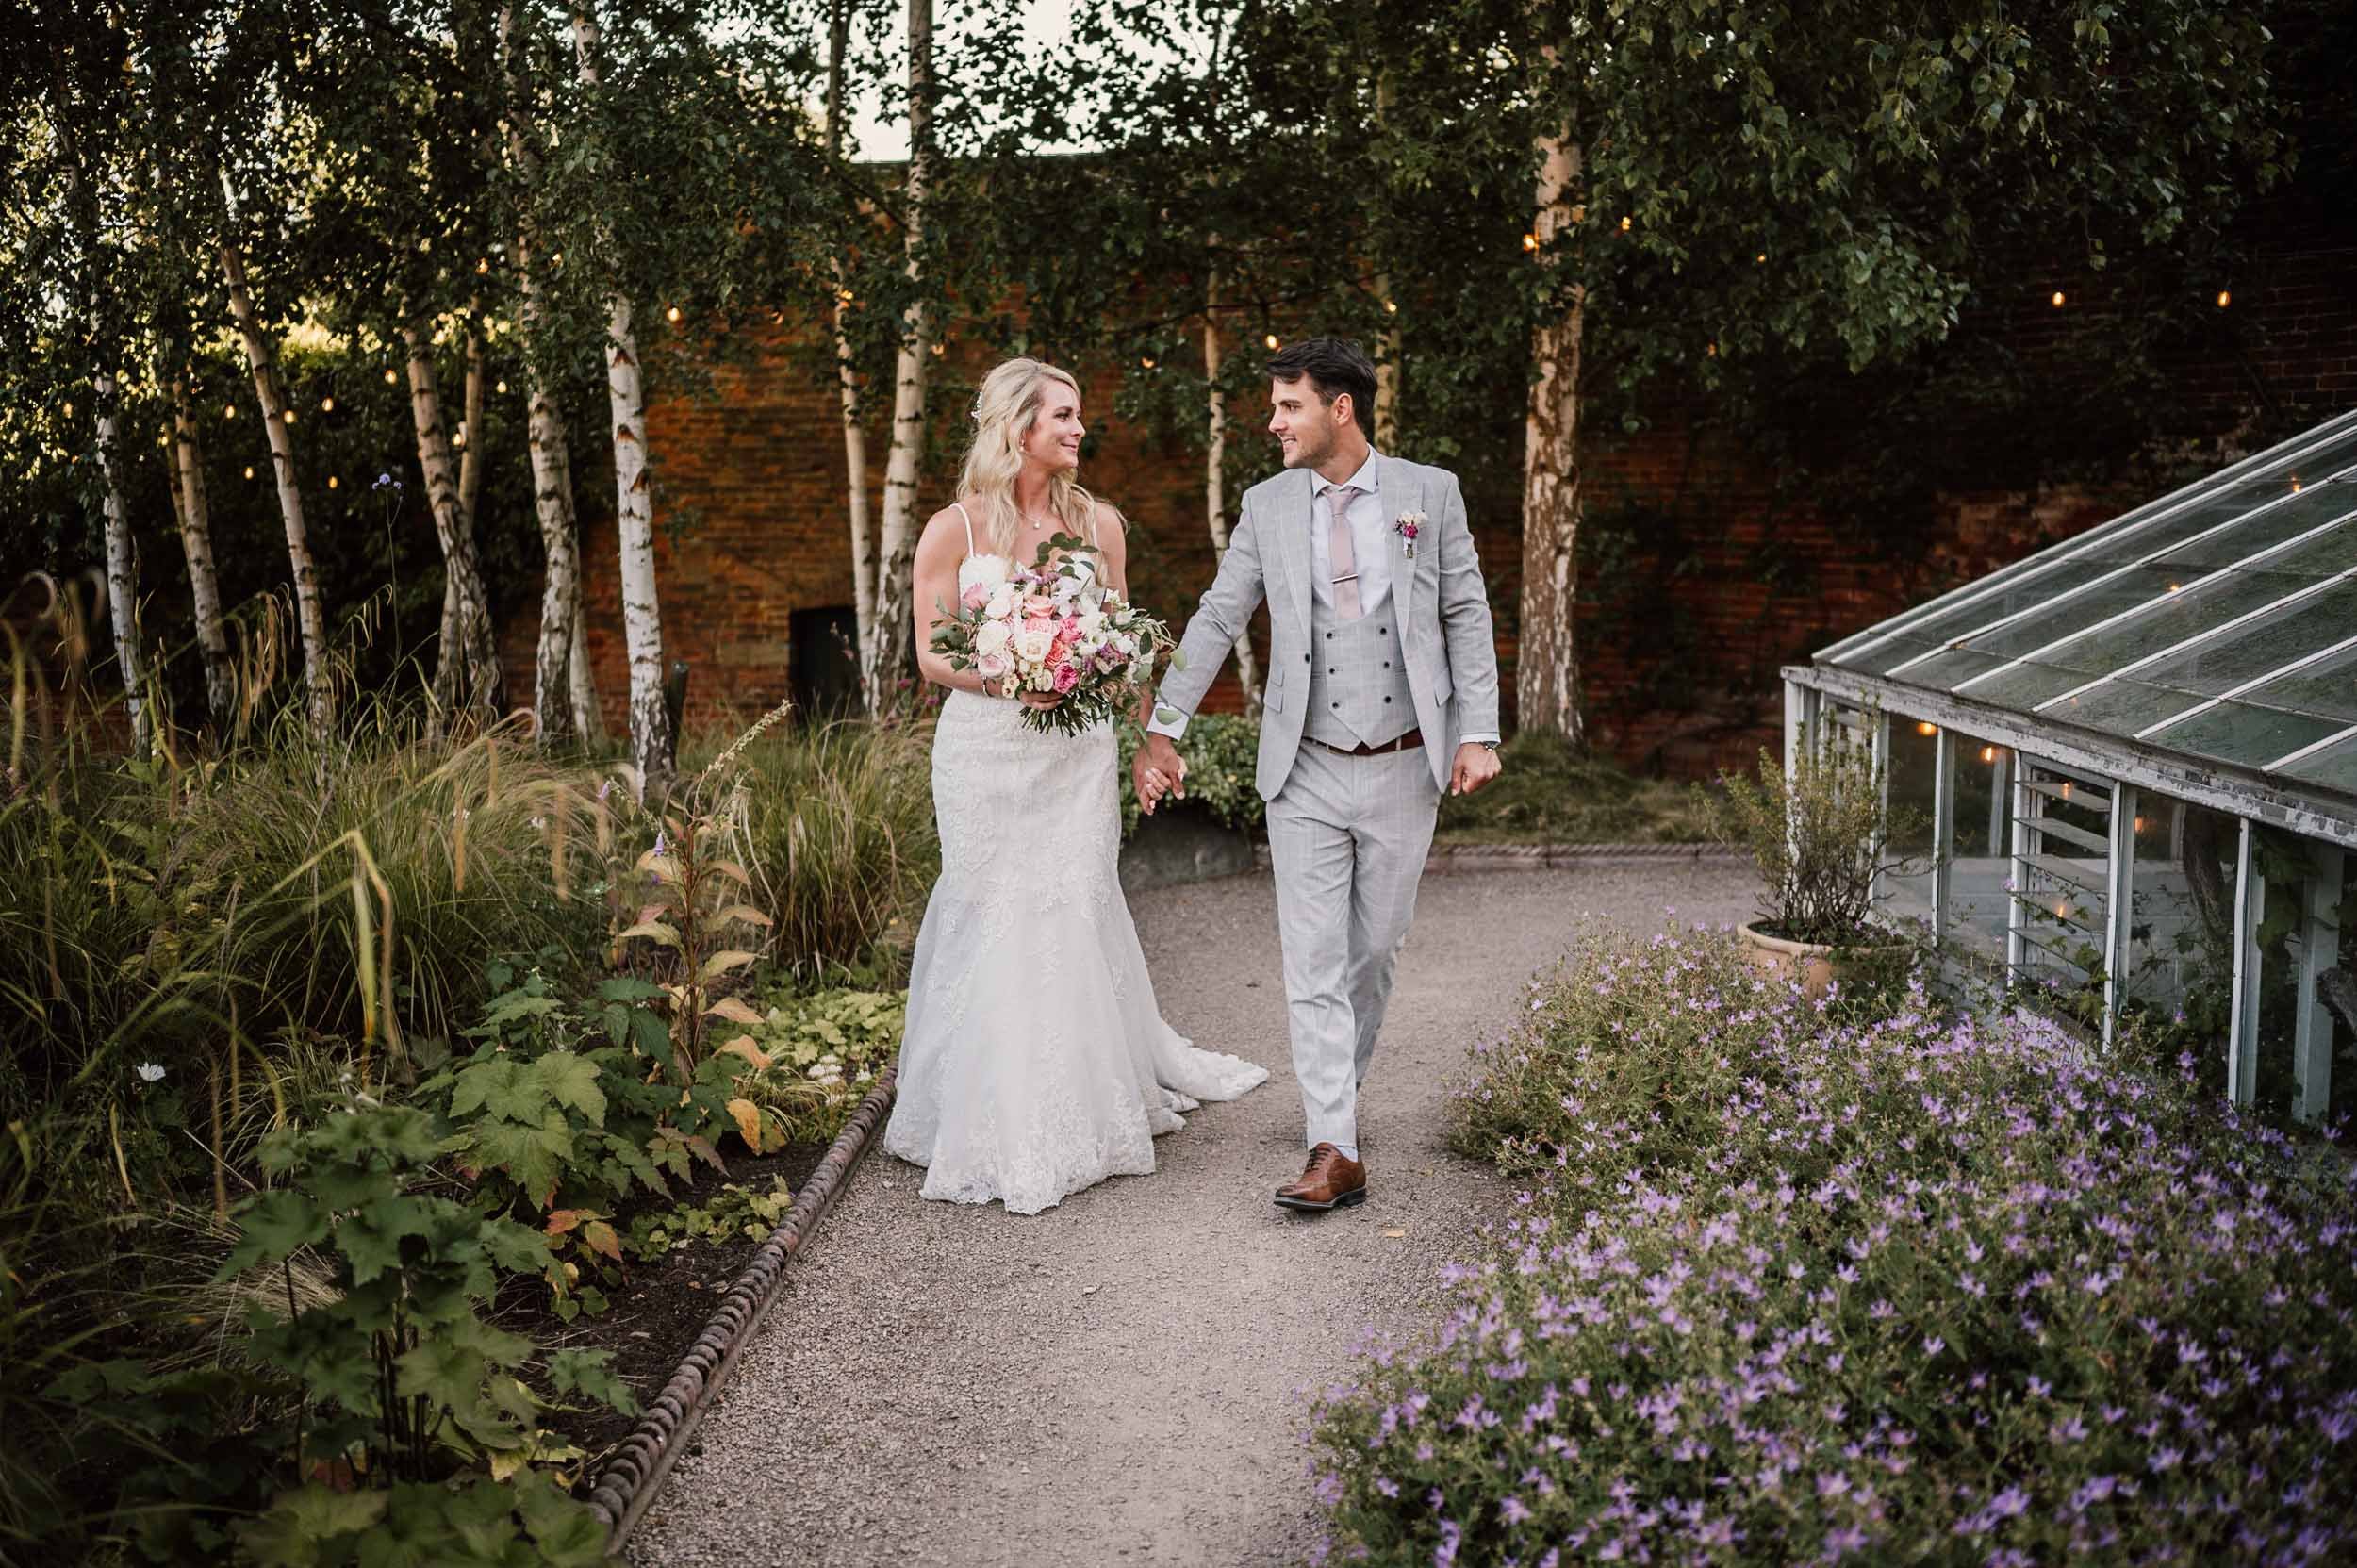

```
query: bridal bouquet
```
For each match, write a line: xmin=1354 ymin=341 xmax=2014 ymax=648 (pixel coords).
xmin=931 ymin=532 xmax=1185 ymax=736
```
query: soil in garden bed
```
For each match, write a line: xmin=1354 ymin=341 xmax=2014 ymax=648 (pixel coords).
xmin=499 ymin=1141 xmax=832 ymax=1462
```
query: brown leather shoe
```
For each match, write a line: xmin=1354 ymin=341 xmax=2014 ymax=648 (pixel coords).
xmin=1274 ymin=1143 xmax=1367 ymax=1212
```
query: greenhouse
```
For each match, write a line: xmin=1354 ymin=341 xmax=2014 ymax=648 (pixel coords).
xmin=1790 ymin=408 xmax=2357 ymax=1124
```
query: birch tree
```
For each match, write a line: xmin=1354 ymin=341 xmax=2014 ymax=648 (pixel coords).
xmin=170 ymin=377 xmax=236 ymax=732
xmin=403 ymin=319 xmax=501 ymax=728
xmin=500 ymin=0 xmax=586 ymax=744
xmin=824 ymin=0 xmax=877 ymax=691
xmin=570 ymin=0 xmax=671 ymax=787
xmin=862 ymin=0 xmax=936 ymax=713
xmin=46 ymin=64 xmax=154 ymax=755
xmin=1516 ymin=119 xmax=1583 ymax=741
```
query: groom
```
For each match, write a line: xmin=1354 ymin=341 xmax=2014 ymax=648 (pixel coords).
xmin=1134 ymin=338 xmax=1503 ymax=1213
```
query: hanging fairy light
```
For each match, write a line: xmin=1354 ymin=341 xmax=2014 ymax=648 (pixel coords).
xmin=496 ymin=379 xmax=508 ymax=394
xmin=1619 ymin=215 xmax=1632 ymax=232
xmin=223 ymin=403 xmax=237 ymax=418
xmin=1755 ymin=252 xmax=1767 ymax=264
xmin=2216 ymin=289 xmax=2232 ymax=308
xmin=1139 ymin=356 xmax=1156 ymax=369
xmin=62 ymin=401 xmax=73 ymax=419
xmin=1263 ymin=333 xmax=1278 ymax=349
xmin=321 ymin=395 xmax=335 ymax=413
xmin=665 ymin=305 xmax=682 ymax=323
xmin=1522 ymin=233 xmax=1539 ymax=252
xmin=1917 ymin=720 xmax=1937 ymax=736
xmin=1981 ymin=746 xmax=1998 ymax=764
xmin=2050 ymin=290 xmax=2066 ymax=307
xmin=243 ymin=465 xmax=255 ymax=479
xmin=1383 ymin=299 xmax=1398 ymax=314
xmin=326 ymin=474 xmax=338 ymax=489
xmin=385 ymin=368 xmax=399 ymax=385
xmin=282 ymin=408 xmax=295 ymax=424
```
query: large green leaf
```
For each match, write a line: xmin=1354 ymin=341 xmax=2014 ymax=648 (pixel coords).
xmin=237 ymin=1484 xmax=387 ymax=1567
xmin=532 ymin=1050 xmax=608 ymax=1127
xmin=216 ymin=1189 xmax=329 ymax=1278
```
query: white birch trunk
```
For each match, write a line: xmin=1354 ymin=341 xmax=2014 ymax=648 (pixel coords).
xmin=568 ymin=580 xmax=602 ymax=740
xmin=404 ymin=322 xmax=503 ymax=729
xmin=825 ymin=0 xmax=877 ymax=680
xmin=502 ymin=2 xmax=586 ymax=745
xmin=1517 ymin=127 xmax=1586 ymax=744
xmin=220 ymin=240 xmax=334 ymax=733
xmin=458 ymin=313 xmax=486 ymax=523
xmin=572 ymin=3 xmax=670 ymax=786
xmin=862 ymin=0 xmax=934 ymax=714
xmin=93 ymin=371 xmax=152 ymax=754
xmin=172 ymin=378 xmax=236 ymax=731
xmin=1200 ymin=276 xmax=1260 ymax=715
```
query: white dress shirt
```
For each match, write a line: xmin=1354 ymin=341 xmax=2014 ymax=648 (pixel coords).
xmin=1148 ymin=451 xmax=1497 ymax=747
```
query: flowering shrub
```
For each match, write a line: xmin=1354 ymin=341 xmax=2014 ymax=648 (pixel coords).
xmin=1312 ymin=925 xmax=2357 ymax=1565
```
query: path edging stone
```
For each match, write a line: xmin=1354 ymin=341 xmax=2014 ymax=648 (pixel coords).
xmin=586 ymin=1067 xmax=900 ymax=1554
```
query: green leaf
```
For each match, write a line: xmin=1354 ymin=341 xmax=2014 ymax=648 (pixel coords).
xmin=545 ymin=1347 xmax=641 ymax=1416
xmin=237 ymin=1484 xmax=387 ymax=1567
xmin=216 ymin=1189 xmax=329 ymax=1279
xmin=532 ymin=1050 xmax=608 ymax=1128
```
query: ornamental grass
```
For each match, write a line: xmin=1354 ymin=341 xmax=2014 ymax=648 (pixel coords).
xmin=1312 ymin=924 xmax=2357 ymax=1566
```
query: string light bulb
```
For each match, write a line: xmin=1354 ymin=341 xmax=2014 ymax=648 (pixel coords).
xmin=326 ymin=474 xmax=338 ymax=489
xmin=1264 ymin=334 xmax=1278 ymax=349
xmin=495 ymin=379 xmax=507 ymax=394
xmin=1619 ymin=215 xmax=1632 ymax=232
xmin=665 ymin=305 xmax=682 ymax=323
xmin=385 ymin=368 xmax=399 ymax=385
xmin=223 ymin=403 xmax=237 ymax=418
xmin=281 ymin=408 xmax=295 ymax=424
xmin=476 ymin=257 xmax=490 ymax=275
xmin=1755 ymin=252 xmax=1767 ymax=264
xmin=2051 ymin=290 xmax=2066 ymax=307
xmin=1917 ymin=720 xmax=1937 ymax=736
xmin=1982 ymin=746 xmax=1998 ymax=764
xmin=243 ymin=465 xmax=255 ymax=479
xmin=321 ymin=396 xmax=335 ymax=413
xmin=2290 ymin=475 xmax=2302 ymax=492
xmin=930 ymin=341 xmax=945 ymax=355
xmin=1706 ymin=342 xmax=1718 ymax=357
xmin=62 ymin=401 xmax=73 ymax=419
xmin=1139 ymin=356 xmax=1155 ymax=369
xmin=2216 ymin=289 xmax=2232 ymax=308
xmin=1521 ymin=233 xmax=1539 ymax=252
xmin=1383 ymin=299 xmax=1398 ymax=314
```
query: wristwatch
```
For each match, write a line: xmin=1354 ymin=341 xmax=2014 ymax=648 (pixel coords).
xmin=1479 ymin=739 xmax=1500 ymax=751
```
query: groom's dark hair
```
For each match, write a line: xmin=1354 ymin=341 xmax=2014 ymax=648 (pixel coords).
xmin=1265 ymin=338 xmax=1376 ymax=439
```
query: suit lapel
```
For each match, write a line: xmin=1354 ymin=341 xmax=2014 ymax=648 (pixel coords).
xmin=1375 ymin=454 xmax=1415 ymax=628
xmin=1279 ymin=467 xmax=1316 ymax=636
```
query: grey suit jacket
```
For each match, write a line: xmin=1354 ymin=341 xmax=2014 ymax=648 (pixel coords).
xmin=1157 ymin=453 xmax=1503 ymax=800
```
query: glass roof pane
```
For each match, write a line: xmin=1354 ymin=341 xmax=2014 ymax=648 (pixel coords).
xmin=1824 ymin=414 xmax=2357 ymax=667
xmin=2274 ymin=731 xmax=2357 ymax=794
xmin=1959 ymin=566 xmax=2248 ymax=663
xmin=2048 ymin=678 xmax=2213 ymax=736
xmin=2233 ymin=645 xmax=2357 ymax=725
xmin=2125 ymin=484 xmax=2356 ymax=573
xmin=1969 ymin=658 xmax=2113 ymax=711
xmin=2146 ymin=701 xmax=2349 ymax=766
xmin=1866 ymin=561 xmax=2125 ymax=662
xmin=1843 ymin=633 xmax=1953 ymax=678
xmin=1877 ymin=645 xmax=2013 ymax=691
xmin=2066 ymin=580 xmax=2357 ymax=702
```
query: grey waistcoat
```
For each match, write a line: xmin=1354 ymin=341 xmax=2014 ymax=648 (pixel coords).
xmin=1302 ymin=592 xmax=1418 ymax=749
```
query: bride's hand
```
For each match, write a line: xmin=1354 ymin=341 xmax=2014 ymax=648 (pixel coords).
xmin=1017 ymin=689 xmax=1061 ymax=709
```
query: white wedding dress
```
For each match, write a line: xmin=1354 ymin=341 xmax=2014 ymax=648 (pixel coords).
xmin=882 ymin=547 xmax=1268 ymax=1214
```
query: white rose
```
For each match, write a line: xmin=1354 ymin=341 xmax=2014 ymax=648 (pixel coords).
xmin=1077 ymin=606 xmax=1105 ymax=638
xmin=983 ymin=586 xmax=1016 ymax=620
xmin=1015 ymin=626 xmax=1056 ymax=666
xmin=974 ymin=619 xmax=1012 ymax=658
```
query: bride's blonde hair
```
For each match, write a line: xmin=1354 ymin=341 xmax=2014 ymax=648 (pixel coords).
xmin=958 ymin=357 xmax=1099 ymax=561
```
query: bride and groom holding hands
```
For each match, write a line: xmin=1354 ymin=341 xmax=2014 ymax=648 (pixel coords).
xmin=882 ymin=337 xmax=1504 ymax=1216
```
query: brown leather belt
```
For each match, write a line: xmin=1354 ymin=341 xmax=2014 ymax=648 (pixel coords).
xmin=1306 ymin=727 xmax=1423 ymax=758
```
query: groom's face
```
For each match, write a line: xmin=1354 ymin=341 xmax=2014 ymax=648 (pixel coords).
xmin=1267 ymin=375 xmax=1348 ymax=470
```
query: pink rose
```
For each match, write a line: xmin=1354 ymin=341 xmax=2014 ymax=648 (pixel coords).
xmin=1053 ymin=662 xmax=1081 ymax=695
xmin=962 ymin=582 xmax=989 ymax=611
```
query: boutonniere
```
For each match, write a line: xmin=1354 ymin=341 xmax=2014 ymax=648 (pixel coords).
xmin=1395 ymin=511 xmax=1426 ymax=559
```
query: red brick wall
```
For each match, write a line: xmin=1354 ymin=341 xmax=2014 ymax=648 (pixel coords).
xmin=511 ymin=227 xmax=2355 ymax=776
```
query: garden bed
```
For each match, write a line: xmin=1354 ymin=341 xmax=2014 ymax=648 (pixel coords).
xmin=500 ymin=1141 xmax=831 ymax=1461
xmin=1308 ymin=923 xmax=2357 ymax=1564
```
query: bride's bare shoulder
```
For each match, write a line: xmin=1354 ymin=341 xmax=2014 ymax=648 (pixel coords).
xmin=1089 ymin=498 xmax=1127 ymax=543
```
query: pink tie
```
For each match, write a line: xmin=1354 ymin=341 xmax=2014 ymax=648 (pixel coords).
xmin=1326 ymin=485 xmax=1362 ymax=620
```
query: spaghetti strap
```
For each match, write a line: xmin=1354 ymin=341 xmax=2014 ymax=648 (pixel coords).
xmin=951 ymin=501 xmax=976 ymax=557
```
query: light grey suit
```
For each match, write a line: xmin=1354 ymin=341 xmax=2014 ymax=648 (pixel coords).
xmin=1154 ymin=453 xmax=1502 ymax=1149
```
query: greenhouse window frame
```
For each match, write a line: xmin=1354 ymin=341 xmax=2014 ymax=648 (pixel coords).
xmin=1785 ymin=663 xmax=2354 ymax=1119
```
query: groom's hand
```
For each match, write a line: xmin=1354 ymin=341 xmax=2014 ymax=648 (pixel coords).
xmin=1133 ymin=733 xmax=1187 ymax=815
xmin=1449 ymin=742 xmax=1501 ymax=798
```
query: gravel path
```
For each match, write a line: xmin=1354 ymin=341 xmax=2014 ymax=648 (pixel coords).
xmin=631 ymin=861 xmax=1755 ymax=1568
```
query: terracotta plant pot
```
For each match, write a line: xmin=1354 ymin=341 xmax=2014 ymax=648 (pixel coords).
xmin=1738 ymin=921 xmax=1909 ymax=1002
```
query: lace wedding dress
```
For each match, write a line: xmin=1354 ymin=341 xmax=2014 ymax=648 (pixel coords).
xmin=882 ymin=548 xmax=1268 ymax=1215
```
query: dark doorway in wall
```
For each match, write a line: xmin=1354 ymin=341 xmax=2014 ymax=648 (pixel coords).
xmin=790 ymin=606 xmax=862 ymax=721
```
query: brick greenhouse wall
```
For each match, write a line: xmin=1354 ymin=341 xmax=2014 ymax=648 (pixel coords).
xmin=509 ymin=223 xmax=2354 ymax=777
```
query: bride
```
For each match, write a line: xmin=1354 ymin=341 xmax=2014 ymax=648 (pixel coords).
xmin=881 ymin=356 xmax=1268 ymax=1214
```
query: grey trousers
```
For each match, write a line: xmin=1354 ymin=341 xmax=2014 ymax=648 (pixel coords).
xmin=1263 ymin=741 xmax=1442 ymax=1150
